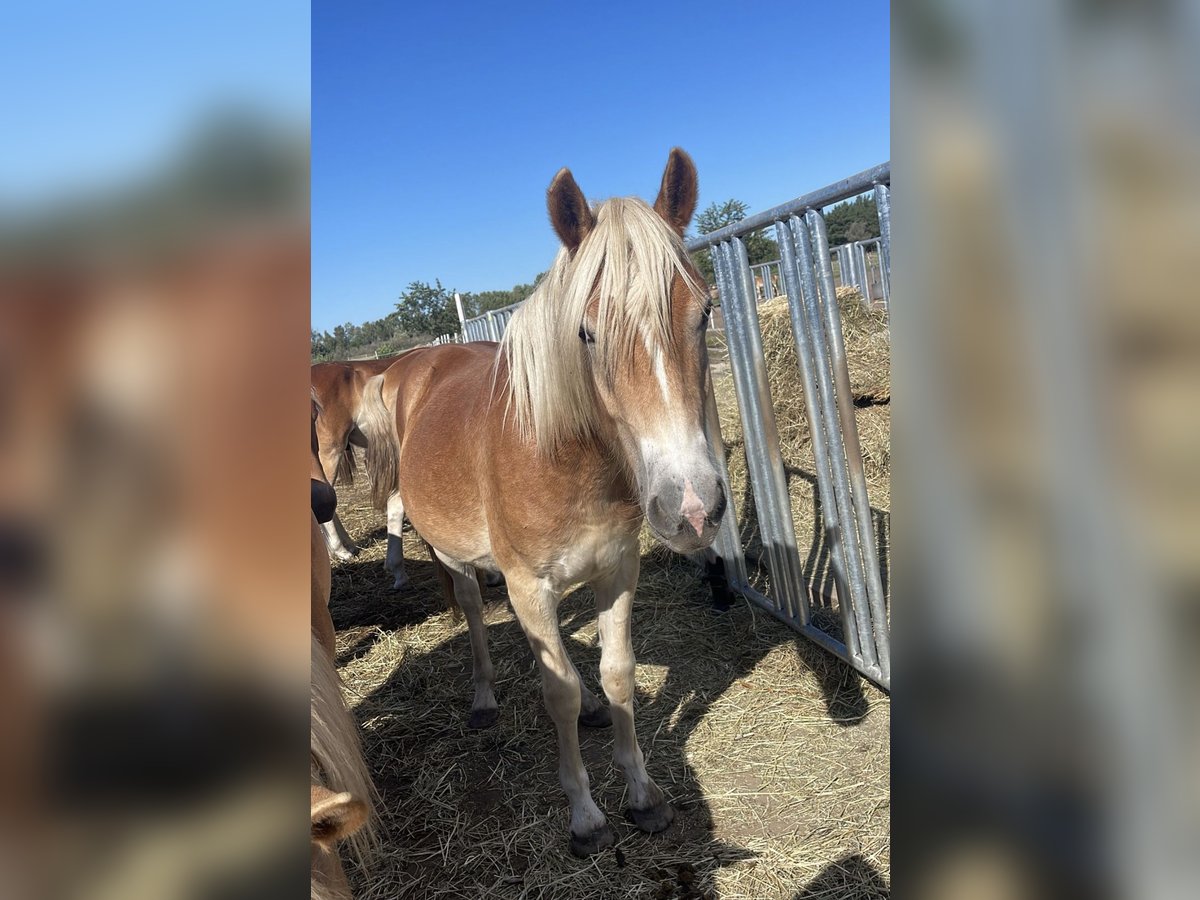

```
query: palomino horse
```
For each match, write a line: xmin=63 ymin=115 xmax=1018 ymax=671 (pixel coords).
xmin=360 ymin=149 xmax=726 ymax=856
xmin=311 ymin=356 xmax=406 ymax=563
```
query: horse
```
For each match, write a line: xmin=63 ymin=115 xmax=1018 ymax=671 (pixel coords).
xmin=359 ymin=149 xmax=726 ymax=856
xmin=311 ymin=356 xmax=407 ymax=563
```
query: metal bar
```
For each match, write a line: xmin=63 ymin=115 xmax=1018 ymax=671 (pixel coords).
xmin=703 ymin=376 xmax=749 ymax=591
xmin=713 ymin=239 xmax=806 ymax=624
xmin=687 ymin=162 xmax=891 ymax=252
xmin=874 ymin=182 xmax=891 ymax=288
xmin=873 ymin=238 xmax=890 ymax=307
xmin=786 ymin=217 xmax=864 ymax=665
xmin=777 ymin=220 xmax=857 ymax=633
xmin=789 ymin=215 xmax=877 ymax=675
xmin=808 ymin=209 xmax=890 ymax=681
xmin=857 ymin=242 xmax=871 ymax=306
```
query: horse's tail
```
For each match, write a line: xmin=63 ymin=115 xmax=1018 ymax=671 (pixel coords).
xmin=360 ymin=372 xmax=398 ymax=511
xmin=311 ymin=634 xmax=378 ymax=869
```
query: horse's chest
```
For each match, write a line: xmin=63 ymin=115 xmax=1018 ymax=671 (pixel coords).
xmin=545 ymin=526 xmax=634 ymax=587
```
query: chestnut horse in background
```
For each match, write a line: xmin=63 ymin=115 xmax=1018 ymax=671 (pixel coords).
xmin=360 ymin=150 xmax=726 ymax=856
xmin=310 ymin=356 xmax=406 ymax=563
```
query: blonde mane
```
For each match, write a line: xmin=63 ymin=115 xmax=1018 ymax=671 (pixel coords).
xmin=500 ymin=197 xmax=703 ymax=452
xmin=311 ymin=636 xmax=378 ymax=871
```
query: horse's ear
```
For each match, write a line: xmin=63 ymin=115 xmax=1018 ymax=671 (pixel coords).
xmin=654 ymin=148 xmax=698 ymax=235
xmin=547 ymin=168 xmax=593 ymax=253
xmin=311 ymin=786 xmax=367 ymax=850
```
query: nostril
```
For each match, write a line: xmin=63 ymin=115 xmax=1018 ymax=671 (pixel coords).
xmin=649 ymin=495 xmax=667 ymax=523
xmin=708 ymin=484 xmax=727 ymax=524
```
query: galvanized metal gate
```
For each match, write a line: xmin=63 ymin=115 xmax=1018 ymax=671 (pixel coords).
xmin=459 ymin=163 xmax=892 ymax=690
xmin=687 ymin=163 xmax=891 ymax=690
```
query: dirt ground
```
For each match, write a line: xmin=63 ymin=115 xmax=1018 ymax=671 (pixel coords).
xmin=328 ymin=428 xmax=890 ymax=898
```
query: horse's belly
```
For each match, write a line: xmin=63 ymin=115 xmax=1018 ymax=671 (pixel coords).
xmin=397 ymin=420 xmax=490 ymax=567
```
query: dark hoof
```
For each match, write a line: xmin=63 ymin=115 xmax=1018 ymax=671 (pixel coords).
xmin=569 ymin=823 xmax=615 ymax=858
xmin=628 ymin=801 xmax=675 ymax=834
xmin=578 ymin=705 xmax=612 ymax=729
xmin=467 ymin=707 xmax=499 ymax=730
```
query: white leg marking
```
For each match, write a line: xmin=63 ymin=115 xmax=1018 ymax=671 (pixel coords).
xmin=593 ymin=553 xmax=670 ymax=823
xmin=384 ymin=492 xmax=409 ymax=590
xmin=508 ymin=572 xmax=608 ymax=842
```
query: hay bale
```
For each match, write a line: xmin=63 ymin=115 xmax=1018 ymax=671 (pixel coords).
xmin=710 ymin=286 xmax=891 ymax=609
xmin=756 ymin=289 xmax=890 ymax=407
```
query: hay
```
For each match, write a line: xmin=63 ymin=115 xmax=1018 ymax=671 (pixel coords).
xmin=327 ymin=468 xmax=890 ymax=900
xmin=708 ymin=287 xmax=891 ymax=621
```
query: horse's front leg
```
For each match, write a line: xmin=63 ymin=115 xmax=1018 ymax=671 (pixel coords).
xmin=592 ymin=553 xmax=674 ymax=834
xmin=507 ymin=571 xmax=612 ymax=856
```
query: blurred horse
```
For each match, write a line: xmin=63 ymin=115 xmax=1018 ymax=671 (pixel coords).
xmin=360 ymin=150 xmax=726 ymax=855
xmin=311 ymin=388 xmax=374 ymax=899
xmin=310 ymin=631 xmax=375 ymax=900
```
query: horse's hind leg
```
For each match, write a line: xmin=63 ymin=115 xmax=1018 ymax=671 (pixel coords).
xmin=506 ymin=570 xmax=612 ymax=856
xmin=431 ymin=549 xmax=498 ymax=729
xmin=592 ymin=553 xmax=674 ymax=835
xmin=572 ymin=658 xmax=611 ymax=729
xmin=384 ymin=492 xmax=410 ymax=590
xmin=321 ymin=512 xmax=358 ymax=562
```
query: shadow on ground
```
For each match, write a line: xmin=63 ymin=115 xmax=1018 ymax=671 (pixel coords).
xmin=329 ymin=516 xmax=886 ymax=900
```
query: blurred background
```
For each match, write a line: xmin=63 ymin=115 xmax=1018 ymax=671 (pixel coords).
xmin=894 ymin=1 xmax=1199 ymax=898
xmin=0 ymin=3 xmax=309 ymax=898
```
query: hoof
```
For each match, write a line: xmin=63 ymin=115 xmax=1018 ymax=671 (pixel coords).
xmin=569 ymin=823 xmax=615 ymax=858
xmin=628 ymin=801 xmax=675 ymax=834
xmin=390 ymin=571 xmax=410 ymax=591
xmin=332 ymin=547 xmax=357 ymax=562
xmin=578 ymin=705 xmax=612 ymax=729
xmin=467 ymin=707 xmax=499 ymax=730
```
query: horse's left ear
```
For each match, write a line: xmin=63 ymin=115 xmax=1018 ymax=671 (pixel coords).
xmin=311 ymin=786 xmax=368 ymax=851
xmin=654 ymin=148 xmax=698 ymax=235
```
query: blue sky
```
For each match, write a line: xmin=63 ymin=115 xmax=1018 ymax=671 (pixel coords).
xmin=313 ymin=1 xmax=889 ymax=332
xmin=0 ymin=2 xmax=309 ymax=208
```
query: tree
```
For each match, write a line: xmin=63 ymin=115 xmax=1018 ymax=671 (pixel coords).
xmin=395 ymin=279 xmax=459 ymax=337
xmin=823 ymin=194 xmax=880 ymax=247
xmin=688 ymin=199 xmax=777 ymax=287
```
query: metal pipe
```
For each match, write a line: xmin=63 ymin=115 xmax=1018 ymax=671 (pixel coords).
xmin=713 ymin=240 xmax=805 ymax=624
xmin=808 ymin=209 xmax=890 ymax=680
xmin=874 ymin=182 xmax=891 ymax=287
xmin=790 ymin=215 xmax=877 ymax=675
xmin=687 ymin=162 xmax=891 ymax=252
xmin=703 ymin=375 xmax=748 ymax=592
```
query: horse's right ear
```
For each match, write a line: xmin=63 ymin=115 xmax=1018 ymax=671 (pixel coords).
xmin=547 ymin=168 xmax=593 ymax=254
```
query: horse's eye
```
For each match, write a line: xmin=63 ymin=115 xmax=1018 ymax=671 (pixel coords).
xmin=578 ymin=325 xmax=595 ymax=344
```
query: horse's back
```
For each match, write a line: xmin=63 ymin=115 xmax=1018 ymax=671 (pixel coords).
xmin=384 ymin=342 xmax=499 ymax=428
